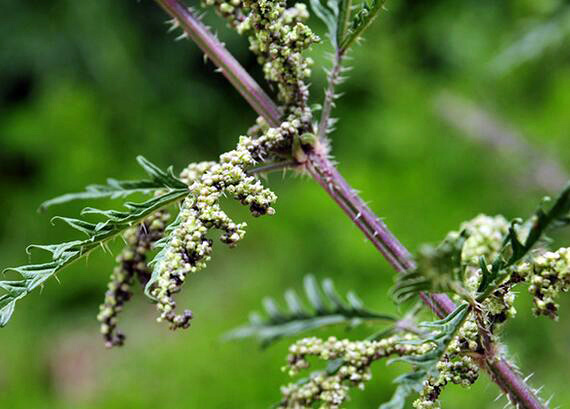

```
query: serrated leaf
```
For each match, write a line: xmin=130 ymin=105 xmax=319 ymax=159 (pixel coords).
xmin=341 ymin=0 xmax=386 ymax=52
xmin=346 ymin=290 xmax=364 ymax=309
xmin=284 ymin=289 xmax=309 ymax=318
xmin=263 ymin=297 xmax=285 ymax=321
xmin=226 ymin=275 xmax=396 ymax=346
xmin=322 ymin=278 xmax=349 ymax=313
xmin=304 ymin=274 xmax=328 ymax=314
xmin=310 ymin=0 xmax=337 ymax=45
xmin=0 ymin=297 xmax=17 ymax=328
xmin=51 ymin=217 xmax=98 ymax=236
xmin=383 ymin=304 xmax=470 ymax=405
xmin=507 ymin=220 xmax=526 ymax=259
xmin=310 ymin=0 xmax=354 ymax=48
xmin=39 ymin=156 xmax=187 ymax=211
xmin=136 ymin=156 xmax=183 ymax=187
xmin=336 ymin=0 xmax=352 ymax=45
xmin=477 ymin=183 xmax=570 ymax=300
xmin=476 ymin=257 xmax=493 ymax=293
xmin=1 ymin=183 xmax=189 ymax=327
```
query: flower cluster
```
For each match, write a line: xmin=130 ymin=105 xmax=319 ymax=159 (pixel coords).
xmin=411 ymin=215 xmax=509 ymax=295
xmin=204 ymin=0 xmax=319 ymax=108
xmin=449 ymin=316 xmax=480 ymax=355
xmin=149 ymin=118 xmax=303 ymax=329
xmin=440 ymin=215 xmax=517 ymax=330
xmin=413 ymin=314 xmax=480 ymax=409
xmin=279 ymin=336 xmax=432 ymax=409
xmin=411 ymin=313 xmax=480 ymax=409
xmin=414 ymin=355 xmax=479 ymax=409
xmin=97 ymin=210 xmax=170 ymax=348
xmin=516 ymin=247 xmax=570 ymax=319
xmin=459 ymin=214 xmax=510 ymax=271
xmin=179 ymin=161 xmax=217 ymax=186
xmin=149 ymin=0 xmax=318 ymax=329
xmin=202 ymin=0 xmax=245 ymax=28
xmin=459 ymin=215 xmax=519 ymax=329
xmin=242 ymin=1 xmax=319 ymax=107
xmin=429 ymin=215 xmax=508 ymax=291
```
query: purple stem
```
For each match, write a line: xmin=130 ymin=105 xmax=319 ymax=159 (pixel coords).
xmin=152 ymin=1 xmax=546 ymax=407
xmin=307 ymin=150 xmax=545 ymax=409
xmin=306 ymin=149 xmax=413 ymax=272
xmin=490 ymin=359 xmax=545 ymax=408
xmin=155 ymin=0 xmax=281 ymax=126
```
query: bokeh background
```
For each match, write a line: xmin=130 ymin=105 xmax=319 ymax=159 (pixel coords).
xmin=1 ymin=0 xmax=569 ymax=408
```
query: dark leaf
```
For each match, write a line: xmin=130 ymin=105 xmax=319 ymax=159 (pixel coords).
xmin=1 ymin=178 xmax=188 ymax=327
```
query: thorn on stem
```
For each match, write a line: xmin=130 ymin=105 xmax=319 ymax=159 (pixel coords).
xmin=175 ymin=32 xmax=188 ymax=41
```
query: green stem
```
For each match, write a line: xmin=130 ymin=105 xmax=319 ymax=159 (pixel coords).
xmin=317 ymin=50 xmax=345 ymax=141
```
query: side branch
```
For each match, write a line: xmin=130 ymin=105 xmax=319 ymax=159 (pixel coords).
xmin=317 ymin=50 xmax=345 ymax=140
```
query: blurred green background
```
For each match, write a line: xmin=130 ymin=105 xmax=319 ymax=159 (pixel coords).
xmin=1 ymin=0 xmax=569 ymax=408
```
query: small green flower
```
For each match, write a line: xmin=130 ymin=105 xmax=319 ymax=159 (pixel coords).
xmin=150 ymin=115 xmax=307 ymax=329
xmin=279 ymin=336 xmax=432 ymax=408
xmin=516 ymin=247 xmax=570 ymax=319
xmin=414 ymin=355 xmax=479 ymax=409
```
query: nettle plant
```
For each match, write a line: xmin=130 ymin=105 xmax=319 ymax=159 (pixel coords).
xmin=1 ymin=1 xmax=569 ymax=408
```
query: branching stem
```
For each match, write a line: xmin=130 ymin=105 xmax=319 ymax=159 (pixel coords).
xmin=472 ymin=301 xmax=496 ymax=359
xmin=153 ymin=1 xmax=546 ymax=407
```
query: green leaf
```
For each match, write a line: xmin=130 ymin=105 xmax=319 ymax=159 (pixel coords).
xmin=284 ymin=289 xmax=309 ymax=317
xmin=477 ymin=183 xmax=570 ymax=300
xmin=0 ymin=297 xmax=17 ymax=327
xmin=39 ymin=156 xmax=187 ymax=211
xmin=340 ymin=0 xmax=386 ymax=52
xmin=476 ymin=256 xmax=493 ymax=293
xmin=336 ymin=0 xmax=353 ymax=46
xmin=1 ymin=186 xmax=189 ymax=327
xmin=225 ymin=275 xmax=396 ymax=346
xmin=304 ymin=274 xmax=327 ymax=314
xmin=310 ymin=0 xmax=338 ymax=47
xmin=263 ymin=297 xmax=286 ymax=321
xmin=310 ymin=0 xmax=353 ymax=48
xmin=382 ymin=304 xmax=470 ymax=406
